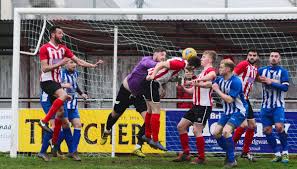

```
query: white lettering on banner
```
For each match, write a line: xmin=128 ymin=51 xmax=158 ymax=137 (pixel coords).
xmin=0 ymin=109 xmax=12 ymax=152
xmin=187 ymin=120 xmax=291 ymax=139
xmin=210 ymin=112 xmax=220 ymax=119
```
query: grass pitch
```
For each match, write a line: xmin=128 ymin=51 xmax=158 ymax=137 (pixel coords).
xmin=0 ymin=153 xmax=296 ymax=169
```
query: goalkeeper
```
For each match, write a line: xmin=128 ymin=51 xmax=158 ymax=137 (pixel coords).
xmin=100 ymin=47 xmax=166 ymax=158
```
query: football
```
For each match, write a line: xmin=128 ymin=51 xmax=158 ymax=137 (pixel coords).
xmin=182 ymin=47 xmax=197 ymax=60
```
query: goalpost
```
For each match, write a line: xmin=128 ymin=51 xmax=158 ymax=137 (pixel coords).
xmin=11 ymin=7 xmax=297 ymax=158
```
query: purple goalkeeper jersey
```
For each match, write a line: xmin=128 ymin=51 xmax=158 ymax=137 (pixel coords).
xmin=127 ymin=56 xmax=157 ymax=96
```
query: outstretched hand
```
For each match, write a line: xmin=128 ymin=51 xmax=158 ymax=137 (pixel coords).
xmin=94 ymin=59 xmax=104 ymax=67
xmin=81 ymin=93 xmax=88 ymax=100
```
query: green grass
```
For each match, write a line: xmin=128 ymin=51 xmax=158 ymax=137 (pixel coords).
xmin=0 ymin=153 xmax=296 ymax=169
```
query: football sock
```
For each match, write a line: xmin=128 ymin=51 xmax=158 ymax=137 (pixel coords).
xmin=40 ymin=131 xmax=53 ymax=153
xmin=226 ymin=136 xmax=235 ymax=162
xmin=52 ymin=118 xmax=62 ymax=145
xmin=266 ymin=132 xmax=280 ymax=153
xmin=43 ymin=98 xmax=64 ymax=123
xmin=145 ymin=113 xmax=152 ymax=138
xmin=196 ymin=136 xmax=205 ymax=159
xmin=243 ymin=128 xmax=254 ymax=154
xmin=137 ymin=124 xmax=145 ymax=146
xmin=106 ymin=113 xmax=119 ymax=131
xmin=151 ymin=114 xmax=160 ymax=142
xmin=232 ymin=127 xmax=245 ymax=144
xmin=216 ymin=136 xmax=227 ymax=151
xmin=56 ymin=129 xmax=65 ymax=149
xmin=61 ymin=127 xmax=73 ymax=153
xmin=72 ymin=128 xmax=81 ymax=153
xmin=179 ymin=133 xmax=190 ymax=155
xmin=278 ymin=131 xmax=288 ymax=152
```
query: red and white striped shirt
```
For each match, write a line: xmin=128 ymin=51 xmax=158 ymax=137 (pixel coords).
xmin=234 ymin=60 xmax=258 ymax=99
xmin=39 ymin=42 xmax=74 ymax=82
xmin=148 ymin=57 xmax=187 ymax=85
xmin=193 ymin=67 xmax=216 ymax=106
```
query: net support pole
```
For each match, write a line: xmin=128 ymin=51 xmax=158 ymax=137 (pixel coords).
xmin=111 ymin=26 xmax=118 ymax=158
xmin=11 ymin=9 xmax=21 ymax=158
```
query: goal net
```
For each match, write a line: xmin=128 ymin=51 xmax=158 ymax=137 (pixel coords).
xmin=11 ymin=8 xmax=297 ymax=158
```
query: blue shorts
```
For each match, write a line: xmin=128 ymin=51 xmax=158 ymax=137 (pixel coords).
xmin=40 ymin=100 xmax=55 ymax=120
xmin=260 ymin=107 xmax=285 ymax=128
xmin=217 ymin=112 xmax=245 ymax=128
xmin=64 ymin=108 xmax=80 ymax=120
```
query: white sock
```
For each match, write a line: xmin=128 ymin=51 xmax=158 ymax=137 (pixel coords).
xmin=275 ymin=152 xmax=281 ymax=157
xmin=135 ymin=144 xmax=142 ymax=149
xmin=282 ymin=151 xmax=289 ymax=155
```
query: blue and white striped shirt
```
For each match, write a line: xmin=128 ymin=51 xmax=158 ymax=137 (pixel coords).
xmin=258 ymin=66 xmax=289 ymax=109
xmin=214 ymin=75 xmax=247 ymax=115
xmin=61 ymin=68 xmax=79 ymax=109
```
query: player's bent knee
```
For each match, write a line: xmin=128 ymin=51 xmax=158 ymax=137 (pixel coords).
xmin=73 ymin=122 xmax=82 ymax=128
xmin=111 ymin=111 xmax=120 ymax=118
xmin=211 ymin=130 xmax=220 ymax=138
xmin=177 ymin=123 xmax=186 ymax=133
xmin=222 ymin=130 xmax=231 ymax=138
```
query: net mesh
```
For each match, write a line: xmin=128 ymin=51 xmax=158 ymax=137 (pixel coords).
xmin=17 ymin=15 xmax=297 ymax=157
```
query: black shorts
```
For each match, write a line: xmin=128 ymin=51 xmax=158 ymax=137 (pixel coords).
xmin=143 ymin=80 xmax=160 ymax=103
xmin=246 ymin=99 xmax=254 ymax=119
xmin=40 ymin=80 xmax=62 ymax=103
xmin=113 ymin=84 xmax=147 ymax=115
xmin=183 ymin=105 xmax=212 ymax=126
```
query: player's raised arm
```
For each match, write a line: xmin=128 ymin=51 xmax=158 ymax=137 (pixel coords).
xmin=212 ymin=83 xmax=234 ymax=103
xmin=147 ymin=61 xmax=168 ymax=80
xmin=71 ymin=55 xmax=103 ymax=68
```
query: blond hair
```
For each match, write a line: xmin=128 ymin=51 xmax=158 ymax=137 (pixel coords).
xmin=203 ymin=50 xmax=217 ymax=63
xmin=220 ymin=59 xmax=235 ymax=72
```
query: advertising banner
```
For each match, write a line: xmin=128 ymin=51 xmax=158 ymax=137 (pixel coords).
xmin=0 ymin=109 xmax=11 ymax=152
xmin=166 ymin=110 xmax=297 ymax=153
xmin=19 ymin=109 xmax=166 ymax=153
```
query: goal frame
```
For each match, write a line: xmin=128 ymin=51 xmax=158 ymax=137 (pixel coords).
xmin=11 ymin=7 xmax=297 ymax=158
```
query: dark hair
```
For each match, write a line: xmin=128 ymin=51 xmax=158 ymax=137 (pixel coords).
xmin=153 ymin=47 xmax=166 ymax=53
xmin=49 ymin=26 xmax=62 ymax=35
xmin=187 ymin=56 xmax=201 ymax=69
xmin=247 ymin=48 xmax=258 ymax=55
xmin=270 ymin=49 xmax=281 ymax=55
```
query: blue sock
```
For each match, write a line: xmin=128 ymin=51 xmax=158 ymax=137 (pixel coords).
xmin=40 ymin=131 xmax=52 ymax=153
xmin=56 ymin=129 xmax=65 ymax=149
xmin=266 ymin=132 xmax=280 ymax=153
xmin=72 ymin=128 xmax=81 ymax=153
xmin=216 ymin=136 xmax=227 ymax=151
xmin=278 ymin=131 xmax=288 ymax=152
xmin=225 ymin=136 xmax=235 ymax=163
xmin=63 ymin=127 xmax=74 ymax=153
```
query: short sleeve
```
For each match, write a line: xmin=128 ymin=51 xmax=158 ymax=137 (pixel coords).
xmin=229 ymin=78 xmax=242 ymax=98
xmin=64 ymin=46 xmax=74 ymax=58
xmin=169 ymin=59 xmax=186 ymax=70
xmin=39 ymin=45 xmax=48 ymax=61
xmin=234 ymin=61 xmax=248 ymax=75
xmin=205 ymin=68 xmax=217 ymax=80
xmin=281 ymin=69 xmax=289 ymax=85
xmin=258 ymin=67 xmax=264 ymax=76
xmin=213 ymin=76 xmax=221 ymax=84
